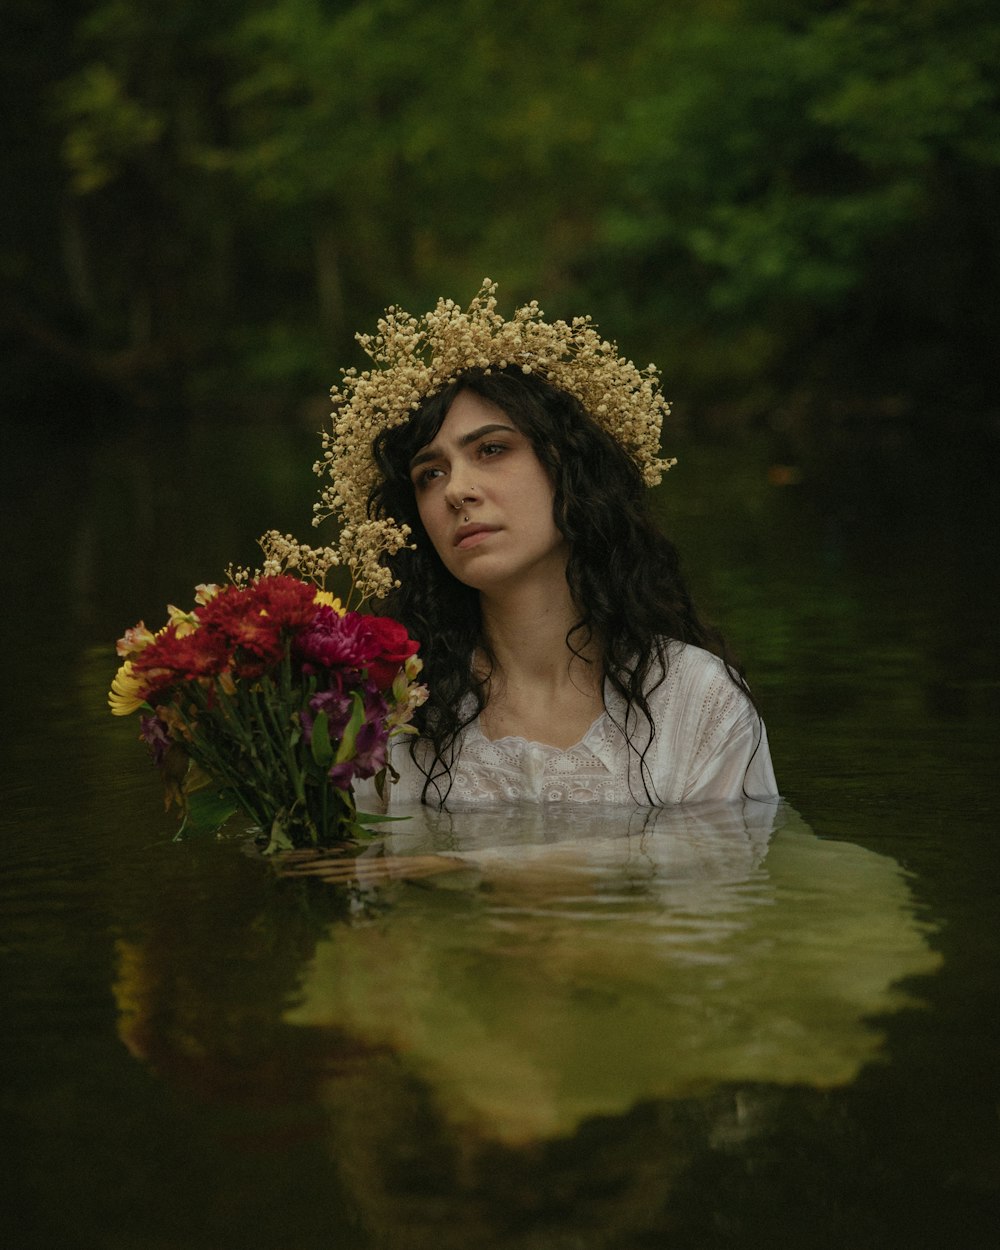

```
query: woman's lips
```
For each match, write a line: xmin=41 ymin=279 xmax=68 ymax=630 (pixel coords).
xmin=454 ymin=525 xmax=498 ymax=549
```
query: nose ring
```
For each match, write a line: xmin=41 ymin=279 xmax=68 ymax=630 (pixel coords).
xmin=452 ymin=490 xmax=477 ymax=519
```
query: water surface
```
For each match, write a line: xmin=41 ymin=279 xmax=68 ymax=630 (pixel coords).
xmin=2 ymin=419 xmax=998 ymax=1248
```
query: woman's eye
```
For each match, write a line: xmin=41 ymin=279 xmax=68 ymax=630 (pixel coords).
xmin=478 ymin=442 xmax=506 ymax=458
xmin=413 ymin=466 xmax=443 ymax=488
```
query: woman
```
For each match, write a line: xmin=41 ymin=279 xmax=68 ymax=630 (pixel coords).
xmin=301 ymin=282 xmax=777 ymax=808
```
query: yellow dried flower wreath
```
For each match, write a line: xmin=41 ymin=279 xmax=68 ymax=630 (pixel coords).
xmin=259 ymin=280 xmax=675 ymax=603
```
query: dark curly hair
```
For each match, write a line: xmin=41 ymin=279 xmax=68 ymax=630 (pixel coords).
xmin=369 ymin=366 xmax=752 ymax=805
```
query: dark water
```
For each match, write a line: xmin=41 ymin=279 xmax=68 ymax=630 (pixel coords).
xmin=3 ymin=416 xmax=999 ymax=1249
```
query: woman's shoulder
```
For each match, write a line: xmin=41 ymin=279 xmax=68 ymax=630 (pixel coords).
xmin=650 ymin=640 xmax=746 ymax=707
xmin=606 ymin=640 xmax=745 ymax=732
xmin=644 ymin=639 xmax=760 ymax=753
xmin=659 ymin=638 xmax=729 ymax=673
xmin=645 ymin=640 xmax=777 ymax=802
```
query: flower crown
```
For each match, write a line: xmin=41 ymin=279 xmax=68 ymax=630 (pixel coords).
xmin=259 ymin=280 xmax=674 ymax=602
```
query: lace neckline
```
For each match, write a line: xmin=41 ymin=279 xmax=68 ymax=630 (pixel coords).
xmin=471 ymin=710 xmax=610 ymax=756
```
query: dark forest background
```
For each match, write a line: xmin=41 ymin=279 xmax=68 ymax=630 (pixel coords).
xmin=3 ymin=0 xmax=999 ymax=474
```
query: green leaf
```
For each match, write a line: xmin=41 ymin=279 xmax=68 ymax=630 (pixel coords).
xmin=309 ymin=709 xmax=334 ymax=767
xmin=334 ymin=692 xmax=365 ymax=764
xmin=175 ymin=787 xmax=239 ymax=839
xmin=258 ymin=811 xmax=297 ymax=855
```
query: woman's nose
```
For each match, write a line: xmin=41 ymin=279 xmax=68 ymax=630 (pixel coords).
xmin=444 ymin=471 xmax=480 ymax=511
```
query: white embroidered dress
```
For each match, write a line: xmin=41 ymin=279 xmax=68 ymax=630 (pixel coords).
xmin=363 ymin=643 xmax=777 ymax=809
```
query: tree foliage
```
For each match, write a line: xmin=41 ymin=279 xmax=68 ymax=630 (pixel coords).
xmin=4 ymin=0 xmax=999 ymax=426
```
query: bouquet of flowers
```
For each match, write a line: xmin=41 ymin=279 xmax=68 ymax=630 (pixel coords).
xmin=108 ymin=575 xmax=427 ymax=851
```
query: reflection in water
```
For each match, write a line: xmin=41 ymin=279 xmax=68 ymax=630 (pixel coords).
xmin=3 ymin=414 xmax=993 ymax=1249
xmin=281 ymin=801 xmax=941 ymax=1147
xmin=112 ymin=800 xmax=942 ymax=1248
xmin=7 ymin=422 xmax=988 ymax=1247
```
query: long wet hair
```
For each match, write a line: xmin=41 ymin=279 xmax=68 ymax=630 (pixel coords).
xmin=369 ymin=366 xmax=752 ymax=804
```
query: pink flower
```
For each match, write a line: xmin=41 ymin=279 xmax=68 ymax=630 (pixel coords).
xmin=296 ymin=608 xmax=377 ymax=671
xmin=116 ymin=621 xmax=157 ymax=659
xmin=296 ymin=609 xmax=420 ymax=687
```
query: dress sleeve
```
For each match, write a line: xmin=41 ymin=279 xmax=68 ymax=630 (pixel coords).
xmin=644 ymin=645 xmax=779 ymax=804
xmin=681 ymin=699 xmax=778 ymax=802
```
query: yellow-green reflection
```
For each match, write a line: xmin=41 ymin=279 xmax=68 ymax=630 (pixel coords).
xmin=282 ymin=801 xmax=941 ymax=1146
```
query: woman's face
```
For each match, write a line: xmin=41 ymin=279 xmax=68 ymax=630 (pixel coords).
xmin=408 ymin=390 xmax=568 ymax=595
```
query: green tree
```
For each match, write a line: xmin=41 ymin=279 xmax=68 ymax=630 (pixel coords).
xmin=5 ymin=0 xmax=999 ymax=428
xmin=590 ymin=0 xmax=1000 ymax=411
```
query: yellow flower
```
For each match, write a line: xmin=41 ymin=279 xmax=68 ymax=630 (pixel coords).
xmin=313 ymin=590 xmax=346 ymax=615
xmin=108 ymin=660 xmax=146 ymax=716
xmin=167 ymin=605 xmax=199 ymax=637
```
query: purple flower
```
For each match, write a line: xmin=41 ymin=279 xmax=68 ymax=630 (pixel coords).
xmin=302 ymin=678 xmax=389 ymax=741
xmin=327 ymin=720 xmax=389 ymax=789
xmin=139 ymin=713 xmax=172 ymax=767
xmin=301 ymin=688 xmax=354 ymax=744
xmin=360 ymin=680 xmax=389 ymax=724
xmin=300 ymin=672 xmax=392 ymax=791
